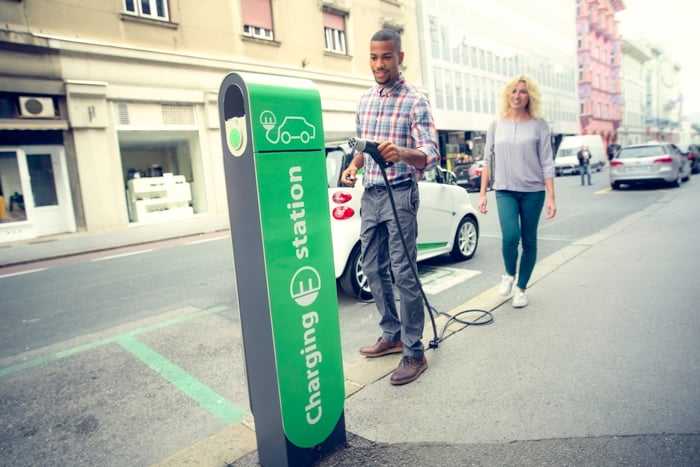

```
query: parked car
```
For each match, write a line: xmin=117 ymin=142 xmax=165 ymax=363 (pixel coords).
xmin=677 ymin=143 xmax=700 ymax=174
xmin=326 ymin=141 xmax=480 ymax=300
xmin=609 ymin=142 xmax=691 ymax=190
xmin=454 ymin=160 xmax=488 ymax=192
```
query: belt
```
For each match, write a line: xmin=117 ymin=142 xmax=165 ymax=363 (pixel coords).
xmin=365 ymin=180 xmax=413 ymax=193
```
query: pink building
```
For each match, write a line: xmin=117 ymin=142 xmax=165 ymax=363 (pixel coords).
xmin=577 ymin=0 xmax=625 ymax=152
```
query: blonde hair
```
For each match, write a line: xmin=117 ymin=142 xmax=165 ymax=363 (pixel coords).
xmin=499 ymin=75 xmax=545 ymax=120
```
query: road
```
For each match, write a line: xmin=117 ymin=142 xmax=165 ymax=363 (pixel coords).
xmin=0 ymin=169 xmax=684 ymax=465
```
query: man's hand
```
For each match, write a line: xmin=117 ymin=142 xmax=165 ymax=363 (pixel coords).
xmin=341 ymin=165 xmax=358 ymax=187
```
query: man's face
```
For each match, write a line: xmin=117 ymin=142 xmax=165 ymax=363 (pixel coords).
xmin=369 ymin=40 xmax=403 ymax=88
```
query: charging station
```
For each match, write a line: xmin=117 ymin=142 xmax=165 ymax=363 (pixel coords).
xmin=218 ymin=72 xmax=346 ymax=466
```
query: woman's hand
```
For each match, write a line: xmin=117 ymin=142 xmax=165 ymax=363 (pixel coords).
xmin=477 ymin=193 xmax=488 ymax=214
xmin=545 ymin=198 xmax=556 ymax=219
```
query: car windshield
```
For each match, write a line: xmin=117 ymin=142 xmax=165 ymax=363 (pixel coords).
xmin=618 ymin=145 xmax=665 ymax=159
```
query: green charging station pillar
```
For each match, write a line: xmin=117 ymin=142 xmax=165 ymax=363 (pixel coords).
xmin=218 ymin=72 xmax=346 ymax=466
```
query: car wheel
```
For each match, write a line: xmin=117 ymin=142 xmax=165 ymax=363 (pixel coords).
xmin=450 ymin=216 xmax=479 ymax=261
xmin=671 ymin=173 xmax=681 ymax=188
xmin=339 ymin=243 xmax=373 ymax=301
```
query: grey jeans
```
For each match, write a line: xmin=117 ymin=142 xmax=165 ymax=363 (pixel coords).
xmin=359 ymin=181 xmax=424 ymax=358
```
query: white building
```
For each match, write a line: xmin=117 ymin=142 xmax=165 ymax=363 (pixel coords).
xmin=645 ymin=45 xmax=682 ymax=143
xmin=415 ymin=0 xmax=580 ymax=168
xmin=618 ymin=38 xmax=649 ymax=146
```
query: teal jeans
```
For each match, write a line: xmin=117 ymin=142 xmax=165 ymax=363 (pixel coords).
xmin=495 ymin=190 xmax=545 ymax=290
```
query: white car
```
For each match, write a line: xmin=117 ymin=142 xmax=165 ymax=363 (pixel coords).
xmin=326 ymin=141 xmax=480 ymax=300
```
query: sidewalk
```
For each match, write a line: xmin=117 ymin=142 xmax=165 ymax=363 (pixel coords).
xmin=231 ymin=186 xmax=700 ymax=466
xmin=0 ymin=213 xmax=230 ymax=267
xmin=2 ymin=195 xmax=699 ymax=466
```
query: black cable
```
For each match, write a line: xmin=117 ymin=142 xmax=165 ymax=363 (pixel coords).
xmin=350 ymin=137 xmax=494 ymax=349
xmin=372 ymin=161 xmax=442 ymax=348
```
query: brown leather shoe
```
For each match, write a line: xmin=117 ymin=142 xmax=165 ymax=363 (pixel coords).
xmin=390 ymin=355 xmax=428 ymax=385
xmin=359 ymin=337 xmax=403 ymax=358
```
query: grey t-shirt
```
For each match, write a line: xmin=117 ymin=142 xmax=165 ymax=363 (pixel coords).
xmin=485 ymin=117 xmax=555 ymax=192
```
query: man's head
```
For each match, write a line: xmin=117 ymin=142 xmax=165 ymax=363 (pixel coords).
xmin=369 ymin=28 xmax=403 ymax=88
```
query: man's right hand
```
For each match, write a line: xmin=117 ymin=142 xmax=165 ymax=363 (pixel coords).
xmin=341 ymin=166 xmax=358 ymax=186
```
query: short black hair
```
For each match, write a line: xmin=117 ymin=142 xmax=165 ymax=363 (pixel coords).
xmin=371 ymin=28 xmax=401 ymax=52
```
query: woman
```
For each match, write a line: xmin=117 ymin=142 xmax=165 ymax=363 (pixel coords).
xmin=477 ymin=76 xmax=556 ymax=308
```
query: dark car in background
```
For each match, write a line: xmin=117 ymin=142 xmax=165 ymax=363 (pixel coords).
xmin=607 ymin=143 xmax=621 ymax=161
xmin=677 ymin=143 xmax=700 ymax=174
xmin=454 ymin=160 xmax=488 ymax=192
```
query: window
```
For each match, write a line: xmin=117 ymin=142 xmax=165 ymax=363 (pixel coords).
xmin=323 ymin=11 xmax=346 ymax=54
xmin=429 ymin=17 xmax=440 ymax=59
xmin=440 ymin=25 xmax=450 ymax=61
xmin=433 ymin=69 xmax=445 ymax=109
xmin=241 ymin=0 xmax=274 ymax=41
xmin=464 ymin=74 xmax=472 ymax=111
xmin=445 ymin=72 xmax=454 ymax=110
xmin=454 ymin=72 xmax=463 ymax=111
xmin=28 ymin=154 xmax=58 ymax=207
xmin=124 ymin=0 xmax=169 ymax=21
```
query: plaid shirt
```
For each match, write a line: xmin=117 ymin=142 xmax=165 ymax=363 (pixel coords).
xmin=355 ymin=75 xmax=439 ymax=187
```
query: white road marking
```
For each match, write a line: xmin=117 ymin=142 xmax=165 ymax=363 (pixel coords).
xmin=0 ymin=268 xmax=48 ymax=279
xmin=91 ymin=249 xmax=154 ymax=262
xmin=185 ymin=235 xmax=229 ymax=245
xmin=419 ymin=266 xmax=482 ymax=295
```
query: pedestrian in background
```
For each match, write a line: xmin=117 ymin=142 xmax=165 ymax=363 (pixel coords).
xmin=477 ymin=75 xmax=556 ymax=308
xmin=341 ymin=28 xmax=439 ymax=385
xmin=577 ymin=144 xmax=593 ymax=186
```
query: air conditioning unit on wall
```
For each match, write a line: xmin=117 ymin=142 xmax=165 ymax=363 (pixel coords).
xmin=18 ymin=96 xmax=55 ymax=118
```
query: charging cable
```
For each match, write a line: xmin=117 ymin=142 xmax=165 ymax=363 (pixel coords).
xmin=348 ymin=138 xmax=493 ymax=349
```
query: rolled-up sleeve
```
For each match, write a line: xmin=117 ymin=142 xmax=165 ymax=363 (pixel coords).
xmin=537 ymin=121 xmax=555 ymax=179
xmin=411 ymin=99 xmax=439 ymax=171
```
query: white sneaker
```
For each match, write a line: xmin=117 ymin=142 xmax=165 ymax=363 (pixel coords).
xmin=499 ymin=274 xmax=514 ymax=296
xmin=512 ymin=289 xmax=528 ymax=308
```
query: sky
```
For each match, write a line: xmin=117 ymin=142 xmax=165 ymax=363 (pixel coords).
xmin=615 ymin=0 xmax=700 ymax=119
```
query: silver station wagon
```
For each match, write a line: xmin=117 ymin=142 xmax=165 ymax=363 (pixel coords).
xmin=609 ymin=142 xmax=691 ymax=190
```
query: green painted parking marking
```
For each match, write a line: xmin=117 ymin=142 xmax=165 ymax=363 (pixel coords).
xmin=0 ymin=304 xmax=249 ymax=425
xmin=118 ymin=335 xmax=247 ymax=425
xmin=0 ymin=305 xmax=227 ymax=378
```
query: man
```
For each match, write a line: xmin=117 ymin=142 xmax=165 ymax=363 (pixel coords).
xmin=341 ymin=28 xmax=439 ymax=386
xmin=577 ymin=144 xmax=592 ymax=186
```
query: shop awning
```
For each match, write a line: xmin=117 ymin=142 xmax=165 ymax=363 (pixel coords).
xmin=0 ymin=119 xmax=69 ymax=130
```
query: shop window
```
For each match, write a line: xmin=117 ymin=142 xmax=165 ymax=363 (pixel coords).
xmin=323 ymin=11 xmax=346 ymax=54
xmin=241 ymin=0 xmax=274 ymax=41
xmin=0 ymin=151 xmax=26 ymax=223
xmin=124 ymin=0 xmax=169 ymax=21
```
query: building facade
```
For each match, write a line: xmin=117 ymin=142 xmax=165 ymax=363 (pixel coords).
xmin=0 ymin=0 xmax=420 ymax=243
xmin=415 ymin=0 xmax=580 ymax=170
xmin=576 ymin=0 xmax=625 ymax=151
xmin=644 ymin=46 xmax=682 ymax=143
xmin=618 ymin=38 xmax=649 ymax=146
